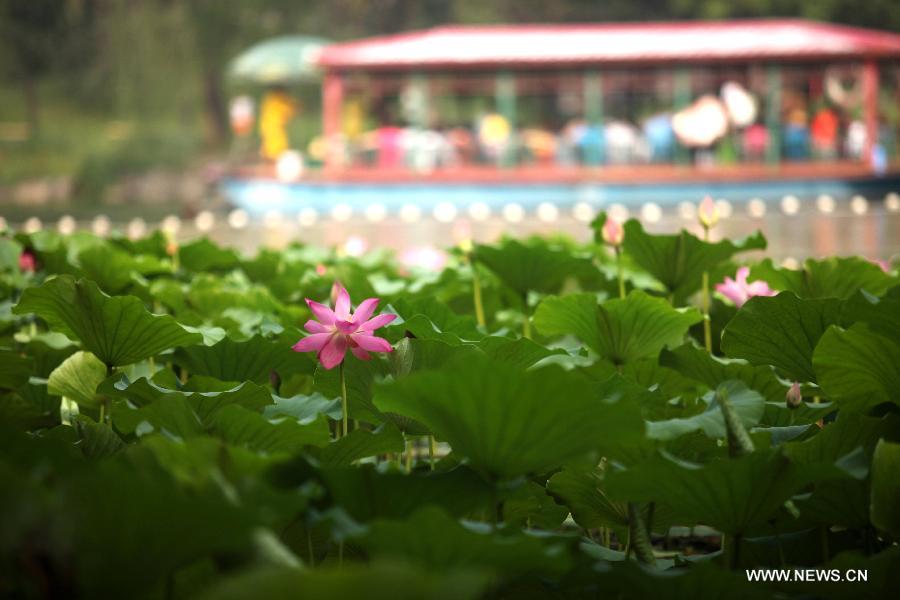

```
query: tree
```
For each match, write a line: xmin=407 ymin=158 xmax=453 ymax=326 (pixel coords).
xmin=0 ymin=0 xmax=67 ymax=138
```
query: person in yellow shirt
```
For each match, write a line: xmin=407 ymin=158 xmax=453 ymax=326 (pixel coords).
xmin=259 ymin=86 xmax=298 ymax=161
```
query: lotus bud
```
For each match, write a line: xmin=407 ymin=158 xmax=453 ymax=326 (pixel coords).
xmin=601 ymin=217 xmax=624 ymax=247
xmin=18 ymin=250 xmax=36 ymax=273
xmin=786 ymin=382 xmax=802 ymax=409
xmin=315 ymin=263 xmax=327 ymax=276
xmin=698 ymin=195 xmax=720 ymax=229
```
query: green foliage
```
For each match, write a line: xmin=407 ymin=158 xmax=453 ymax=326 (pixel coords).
xmin=1 ymin=225 xmax=899 ymax=598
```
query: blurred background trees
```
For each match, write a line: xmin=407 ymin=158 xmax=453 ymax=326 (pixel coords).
xmin=0 ymin=0 xmax=897 ymax=191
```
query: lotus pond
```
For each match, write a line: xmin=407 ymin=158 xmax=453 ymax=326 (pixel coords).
xmin=1 ymin=213 xmax=899 ymax=599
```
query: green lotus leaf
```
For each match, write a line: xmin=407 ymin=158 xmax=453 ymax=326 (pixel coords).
xmin=356 ymin=506 xmax=572 ymax=576
xmin=13 ymin=275 xmax=202 ymax=366
xmin=474 ymin=238 xmax=597 ymax=297
xmin=647 ymin=381 xmax=766 ymax=441
xmin=47 ymin=350 xmax=107 ymax=407
xmin=813 ymin=323 xmax=900 ymax=410
xmin=605 ymin=448 xmax=853 ymax=535
xmin=194 ymin=563 xmax=489 ymax=600
xmin=622 ymin=219 xmax=766 ymax=300
xmin=721 ymin=292 xmax=842 ymax=382
xmin=178 ymin=237 xmax=240 ymax=272
xmin=173 ymin=333 xmax=315 ymax=384
xmin=660 ymin=343 xmax=788 ymax=402
xmin=533 ymin=290 xmax=701 ymax=365
xmin=374 ymin=357 xmax=645 ymax=480
xmin=750 ymin=256 xmax=896 ymax=299
xmin=871 ymin=439 xmax=900 ymax=537
xmin=314 ymin=423 xmax=405 ymax=467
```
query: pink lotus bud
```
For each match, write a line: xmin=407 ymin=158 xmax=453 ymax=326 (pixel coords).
xmin=315 ymin=264 xmax=327 ymax=276
xmin=698 ymin=195 xmax=720 ymax=229
xmin=786 ymin=382 xmax=802 ymax=409
xmin=601 ymin=217 xmax=624 ymax=247
xmin=18 ymin=250 xmax=36 ymax=273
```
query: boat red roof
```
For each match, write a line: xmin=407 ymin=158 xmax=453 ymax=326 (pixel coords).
xmin=319 ymin=20 xmax=900 ymax=70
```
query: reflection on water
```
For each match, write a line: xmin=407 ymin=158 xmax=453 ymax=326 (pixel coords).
xmin=3 ymin=198 xmax=899 ymax=265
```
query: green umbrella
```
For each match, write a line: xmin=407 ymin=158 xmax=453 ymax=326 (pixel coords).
xmin=228 ymin=35 xmax=330 ymax=84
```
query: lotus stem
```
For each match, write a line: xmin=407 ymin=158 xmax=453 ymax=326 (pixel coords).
xmin=627 ymin=503 xmax=657 ymax=565
xmin=339 ymin=361 xmax=348 ymax=439
xmin=471 ymin=259 xmax=486 ymax=328
xmin=701 ymin=271 xmax=713 ymax=352
xmin=98 ymin=402 xmax=105 ymax=426
xmin=405 ymin=436 xmax=412 ymax=473
xmin=718 ymin=387 xmax=755 ymax=457
xmin=615 ymin=246 xmax=625 ymax=299
xmin=522 ymin=293 xmax=532 ymax=339
xmin=429 ymin=435 xmax=436 ymax=470
xmin=701 ymin=227 xmax=713 ymax=353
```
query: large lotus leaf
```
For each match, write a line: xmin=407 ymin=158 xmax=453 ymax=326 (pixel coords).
xmin=812 ymin=323 xmax=900 ymax=410
xmin=174 ymin=333 xmax=315 ymax=384
xmin=786 ymin=413 xmax=900 ymax=529
xmin=210 ymin=405 xmax=331 ymax=452
xmin=771 ymin=547 xmax=900 ymax=600
xmin=13 ymin=276 xmax=202 ymax=366
xmin=0 ymin=237 xmax=22 ymax=271
xmin=604 ymin=449 xmax=853 ymax=535
xmin=840 ymin=289 xmax=900 ymax=341
xmin=59 ymin=451 xmax=258 ymax=598
xmin=47 ymin=351 xmax=107 ymax=407
xmin=871 ymin=439 xmax=900 ymax=537
xmin=264 ymin=392 xmax=342 ymax=422
xmin=356 ymin=506 xmax=572 ymax=576
xmin=502 ymin=480 xmax=569 ymax=529
xmin=647 ymin=381 xmax=765 ymax=441
xmin=109 ymin=230 xmax=169 ymax=259
xmin=750 ymin=256 xmax=896 ymax=299
xmin=533 ymin=290 xmax=701 ymax=366
xmin=622 ymin=219 xmax=766 ymax=300
xmin=475 ymin=335 xmax=564 ymax=369
xmin=383 ymin=297 xmax=482 ymax=344
xmin=313 ymin=423 xmax=405 ymax=467
xmin=20 ymin=331 xmax=78 ymax=377
xmin=74 ymin=417 xmax=126 ymax=458
xmin=194 ymin=563 xmax=489 ymax=600
xmin=104 ymin=374 xmax=272 ymax=417
xmin=660 ymin=343 xmax=788 ymax=403
xmin=0 ymin=349 xmax=32 ymax=390
xmin=590 ymin=559 xmax=771 ymax=600
xmin=390 ymin=338 xmax=482 ymax=378
xmin=721 ymin=292 xmax=842 ymax=382
xmin=547 ymin=467 xmax=629 ymax=532
xmin=274 ymin=461 xmax=494 ymax=522
xmin=75 ymin=244 xmax=137 ymax=294
xmin=178 ymin=237 xmax=240 ymax=272
xmin=474 ymin=238 xmax=597 ymax=297
xmin=373 ymin=357 xmax=645 ymax=480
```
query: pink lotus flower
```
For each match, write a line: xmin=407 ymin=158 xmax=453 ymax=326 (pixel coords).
xmin=601 ymin=217 xmax=624 ymax=246
xmin=292 ymin=283 xmax=396 ymax=369
xmin=715 ymin=266 xmax=776 ymax=307
xmin=19 ymin=250 xmax=36 ymax=273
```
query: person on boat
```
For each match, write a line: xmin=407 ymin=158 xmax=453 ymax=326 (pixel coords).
xmin=783 ymin=108 xmax=811 ymax=161
xmin=477 ymin=103 xmax=512 ymax=165
xmin=810 ymin=105 xmax=840 ymax=159
xmin=373 ymin=107 xmax=405 ymax=169
xmin=643 ymin=113 xmax=675 ymax=163
xmin=259 ymin=86 xmax=298 ymax=161
xmin=742 ymin=122 xmax=769 ymax=162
